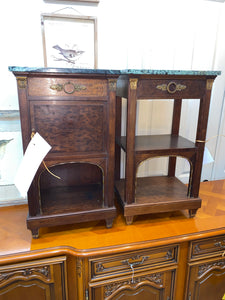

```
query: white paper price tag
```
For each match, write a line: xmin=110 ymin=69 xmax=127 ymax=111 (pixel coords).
xmin=14 ymin=133 xmax=51 ymax=197
xmin=203 ymin=146 xmax=214 ymax=165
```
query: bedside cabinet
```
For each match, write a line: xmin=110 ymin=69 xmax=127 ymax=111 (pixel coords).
xmin=10 ymin=67 xmax=119 ymax=238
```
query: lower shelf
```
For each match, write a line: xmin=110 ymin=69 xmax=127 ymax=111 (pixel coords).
xmin=27 ymin=184 xmax=116 ymax=237
xmin=115 ymin=176 xmax=201 ymax=216
xmin=40 ymin=184 xmax=103 ymax=215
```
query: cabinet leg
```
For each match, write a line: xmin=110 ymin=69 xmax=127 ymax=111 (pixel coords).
xmin=105 ymin=218 xmax=114 ymax=229
xmin=31 ymin=228 xmax=39 ymax=239
xmin=126 ymin=216 xmax=134 ymax=225
xmin=189 ymin=209 xmax=198 ymax=218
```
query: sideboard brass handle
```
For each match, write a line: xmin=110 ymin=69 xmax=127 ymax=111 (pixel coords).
xmin=156 ymin=82 xmax=187 ymax=94
xmin=121 ymin=255 xmax=149 ymax=268
xmin=50 ymin=82 xmax=86 ymax=94
xmin=215 ymin=241 xmax=225 ymax=249
xmin=122 ymin=256 xmax=149 ymax=283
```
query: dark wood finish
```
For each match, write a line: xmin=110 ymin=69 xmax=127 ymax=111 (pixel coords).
xmin=12 ymin=70 xmax=118 ymax=237
xmin=137 ymin=79 xmax=206 ymax=99
xmin=115 ymin=96 xmax=122 ymax=181
xmin=1 ymin=181 xmax=225 ymax=300
xmin=115 ymin=75 xmax=217 ymax=224
xmin=118 ymin=134 xmax=196 ymax=153
xmin=168 ymin=99 xmax=182 ymax=177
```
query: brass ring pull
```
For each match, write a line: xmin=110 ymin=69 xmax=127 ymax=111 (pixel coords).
xmin=156 ymin=82 xmax=187 ymax=94
xmin=50 ymin=82 xmax=86 ymax=94
xmin=63 ymin=82 xmax=76 ymax=94
xmin=167 ymin=81 xmax=178 ymax=94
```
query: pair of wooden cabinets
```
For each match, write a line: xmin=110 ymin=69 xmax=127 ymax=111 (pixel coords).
xmin=10 ymin=67 xmax=220 ymax=237
xmin=1 ymin=234 xmax=225 ymax=300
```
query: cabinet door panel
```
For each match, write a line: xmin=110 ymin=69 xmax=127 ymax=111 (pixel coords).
xmin=30 ymin=101 xmax=107 ymax=155
xmin=0 ymin=281 xmax=53 ymax=300
xmin=0 ymin=257 xmax=67 ymax=300
xmin=187 ymin=258 xmax=225 ymax=300
xmin=90 ymin=269 xmax=175 ymax=300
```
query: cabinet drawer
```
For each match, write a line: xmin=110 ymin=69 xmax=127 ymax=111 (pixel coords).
xmin=89 ymin=245 xmax=178 ymax=280
xmin=28 ymin=77 xmax=108 ymax=99
xmin=137 ymin=79 xmax=206 ymax=99
xmin=190 ymin=235 xmax=225 ymax=260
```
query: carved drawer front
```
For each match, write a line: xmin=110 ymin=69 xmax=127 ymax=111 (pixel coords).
xmin=190 ymin=235 xmax=225 ymax=260
xmin=28 ymin=77 xmax=108 ymax=99
xmin=89 ymin=245 xmax=178 ymax=280
xmin=137 ymin=79 xmax=206 ymax=99
xmin=0 ymin=256 xmax=67 ymax=300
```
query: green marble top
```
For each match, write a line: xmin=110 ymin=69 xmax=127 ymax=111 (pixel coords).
xmin=8 ymin=66 xmax=221 ymax=76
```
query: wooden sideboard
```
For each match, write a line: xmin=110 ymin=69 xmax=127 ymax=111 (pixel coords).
xmin=1 ymin=180 xmax=225 ymax=300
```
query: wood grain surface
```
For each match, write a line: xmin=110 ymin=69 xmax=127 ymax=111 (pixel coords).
xmin=0 ymin=180 xmax=225 ymax=260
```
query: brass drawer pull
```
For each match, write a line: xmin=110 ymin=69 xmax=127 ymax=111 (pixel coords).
xmin=121 ymin=255 xmax=149 ymax=268
xmin=50 ymin=82 xmax=86 ymax=94
xmin=122 ymin=255 xmax=149 ymax=283
xmin=156 ymin=81 xmax=187 ymax=94
xmin=215 ymin=241 xmax=225 ymax=249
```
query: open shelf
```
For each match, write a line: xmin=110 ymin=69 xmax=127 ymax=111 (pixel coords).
xmin=117 ymin=134 xmax=196 ymax=154
xmin=115 ymin=176 xmax=201 ymax=215
xmin=40 ymin=184 xmax=103 ymax=215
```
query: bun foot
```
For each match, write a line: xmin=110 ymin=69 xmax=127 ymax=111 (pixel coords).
xmin=189 ymin=209 xmax=198 ymax=218
xmin=126 ymin=216 xmax=134 ymax=225
xmin=106 ymin=218 xmax=114 ymax=228
xmin=31 ymin=228 xmax=39 ymax=239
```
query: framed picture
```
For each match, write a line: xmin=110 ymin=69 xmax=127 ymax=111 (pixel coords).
xmin=41 ymin=13 xmax=98 ymax=69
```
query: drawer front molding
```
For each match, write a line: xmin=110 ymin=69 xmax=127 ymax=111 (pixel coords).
xmin=191 ymin=235 xmax=225 ymax=259
xmin=90 ymin=246 xmax=178 ymax=279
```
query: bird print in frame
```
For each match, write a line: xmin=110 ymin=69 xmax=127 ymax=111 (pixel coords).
xmin=41 ymin=14 xmax=97 ymax=69
xmin=52 ymin=44 xmax=85 ymax=65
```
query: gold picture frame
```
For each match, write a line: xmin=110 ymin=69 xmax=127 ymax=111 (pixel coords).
xmin=41 ymin=13 xmax=98 ymax=69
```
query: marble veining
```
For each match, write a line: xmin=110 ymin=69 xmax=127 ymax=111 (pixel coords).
xmin=8 ymin=66 xmax=221 ymax=76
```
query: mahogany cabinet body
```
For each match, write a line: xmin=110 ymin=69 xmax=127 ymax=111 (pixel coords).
xmin=115 ymin=74 xmax=218 ymax=224
xmin=12 ymin=69 xmax=118 ymax=237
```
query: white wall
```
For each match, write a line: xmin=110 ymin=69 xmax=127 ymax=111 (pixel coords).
xmin=1 ymin=0 xmax=225 ymax=204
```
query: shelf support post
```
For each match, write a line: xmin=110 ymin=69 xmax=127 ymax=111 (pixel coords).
xmin=168 ymin=98 xmax=182 ymax=177
xmin=125 ymin=78 xmax=138 ymax=204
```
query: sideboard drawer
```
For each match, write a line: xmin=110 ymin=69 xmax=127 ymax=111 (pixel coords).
xmin=89 ymin=245 xmax=178 ymax=280
xmin=28 ymin=77 xmax=108 ymax=99
xmin=137 ymin=79 xmax=206 ymax=99
xmin=190 ymin=235 xmax=225 ymax=260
